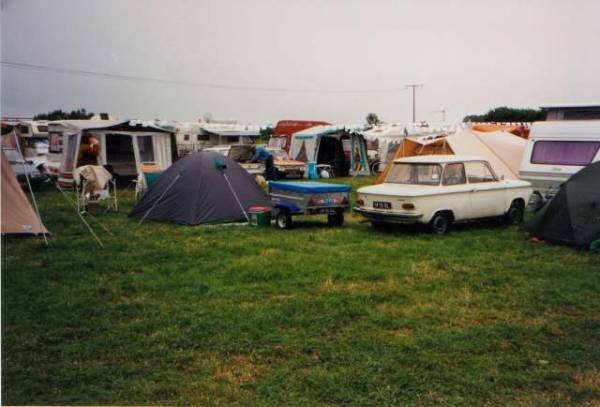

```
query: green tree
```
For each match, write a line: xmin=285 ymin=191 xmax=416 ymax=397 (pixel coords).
xmin=463 ymin=106 xmax=545 ymax=123
xmin=259 ymin=126 xmax=273 ymax=142
xmin=34 ymin=108 xmax=95 ymax=121
xmin=366 ymin=113 xmax=381 ymax=126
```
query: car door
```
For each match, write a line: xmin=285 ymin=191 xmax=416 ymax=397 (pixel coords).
xmin=464 ymin=161 xmax=506 ymax=218
xmin=441 ymin=162 xmax=471 ymax=221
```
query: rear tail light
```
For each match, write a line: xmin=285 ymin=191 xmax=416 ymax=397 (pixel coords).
xmin=356 ymin=199 xmax=364 ymax=207
xmin=402 ymin=203 xmax=415 ymax=210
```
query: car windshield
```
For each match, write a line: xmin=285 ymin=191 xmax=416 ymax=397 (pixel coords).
xmin=386 ymin=163 xmax=442 ymax=185
xmin=270 ymin=150 xmax=290 ymax=160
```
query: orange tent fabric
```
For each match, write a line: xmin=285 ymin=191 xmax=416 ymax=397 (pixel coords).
xmin=471 ymin=124 xmax=530 ymax=139
xmin=375 ymin=137 xmax=451 ymax=183
xmin=1 ymin=151 xmax=48 ymax=235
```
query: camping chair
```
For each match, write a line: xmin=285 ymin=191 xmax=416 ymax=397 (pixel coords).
xmin=135 ymin=161 xmax=164 ymax=200
xmin=74 ymin=165 xmax=118 ymax=214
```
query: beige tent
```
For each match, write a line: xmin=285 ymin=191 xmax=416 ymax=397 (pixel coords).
xmin=376 ymin=129 xmax=526 ymax=183
xmin=1 ymin=151 xmax=48 ymax=236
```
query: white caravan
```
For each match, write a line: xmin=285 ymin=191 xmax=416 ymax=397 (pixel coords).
xmin=519 ymin=121 xmax=600 ymax=198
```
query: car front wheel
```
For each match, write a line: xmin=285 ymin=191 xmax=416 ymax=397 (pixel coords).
xmin=430 ymin=213 xmax=451 ymax=235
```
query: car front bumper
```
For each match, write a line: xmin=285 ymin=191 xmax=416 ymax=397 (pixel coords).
xmin=353 ymin=207 xmax=424 ymax=223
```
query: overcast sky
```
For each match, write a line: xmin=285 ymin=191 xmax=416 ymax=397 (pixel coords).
xmin=1 ymin=0 xmax=599 ymax=125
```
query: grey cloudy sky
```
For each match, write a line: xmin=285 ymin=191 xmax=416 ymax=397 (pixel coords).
xmin=1 ymin=0 xmax=599 ymax=124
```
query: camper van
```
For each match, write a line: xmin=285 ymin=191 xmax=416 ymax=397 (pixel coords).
xmin=519 ymin=121 xmax=600 ymax=198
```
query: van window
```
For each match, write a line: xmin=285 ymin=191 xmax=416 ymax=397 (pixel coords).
xmin=531 ymin=141 xmax=600 ymax=166
xmin=36 ymin=125 xmax=48 ymax=133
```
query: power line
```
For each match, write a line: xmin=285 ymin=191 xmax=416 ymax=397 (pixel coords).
xmin=1 ymin=60 xmax=408 ymax=95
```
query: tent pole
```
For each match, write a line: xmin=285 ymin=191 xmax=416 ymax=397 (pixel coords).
xmin=222 ymin=172 xmax=249 ymax=222
xmin=13 ymin=133 xmax=48 ymax=245
xmin=55 ymin=185 xmax=104 ymax=247
xmin=138 ymin=173 xmax=181 ymax=225
xmin=55 ymin=184 xmax=114 ymax=236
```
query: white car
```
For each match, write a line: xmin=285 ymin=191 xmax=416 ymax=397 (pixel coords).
xmin=354 ymin=155 xmax=533 ymax=234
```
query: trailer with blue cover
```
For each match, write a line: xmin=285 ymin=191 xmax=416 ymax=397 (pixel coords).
xmin=268 ymin=181 xmax=352 ymax=229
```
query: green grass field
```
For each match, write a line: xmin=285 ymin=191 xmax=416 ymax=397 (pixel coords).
xmin=2 ymin=176 xmax=599 ymax=406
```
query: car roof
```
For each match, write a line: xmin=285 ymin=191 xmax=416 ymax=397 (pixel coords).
xmin=393 ymin=155 xmax=488 ymax=164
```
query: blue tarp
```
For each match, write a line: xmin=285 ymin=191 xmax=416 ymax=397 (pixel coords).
xmin=269 ymin=181 xmax=351 ymax=193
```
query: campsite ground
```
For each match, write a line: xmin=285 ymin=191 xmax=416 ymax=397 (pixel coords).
xmin=2 ymin=176 xmax=599 ymax=406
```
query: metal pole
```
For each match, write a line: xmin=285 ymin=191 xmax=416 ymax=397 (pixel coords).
xmin=405 ymin=84 xmax=424 ymax=124
xmin=412 ymin=87 xmax=416 ymax=123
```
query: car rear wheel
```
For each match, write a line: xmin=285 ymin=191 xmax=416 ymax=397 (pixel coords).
xmin=275 ymin=209 xmax=292 ymax=229
xmin=505 ymin=201 xmax=524 ymax=225
xmin=430 ymin=212 xmax=451 ymax=235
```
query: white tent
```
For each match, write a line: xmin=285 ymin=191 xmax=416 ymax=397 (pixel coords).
xmin=51 ymin=120 xmax=175 ymax=188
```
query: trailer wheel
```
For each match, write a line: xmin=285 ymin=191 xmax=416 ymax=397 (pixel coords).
xmin=327 ymin=211 xmax=344 ymax=227
xmin=275 ymin=209 xmax=292 ymax=229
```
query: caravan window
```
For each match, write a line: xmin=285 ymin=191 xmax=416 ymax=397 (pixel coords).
xmin=532 ymin=141 xmax=600 ymax=166
xmin=138 ymin=136 xmax=155 ymax=162
xmin=49 ymin=132 xmax=63 ymax=153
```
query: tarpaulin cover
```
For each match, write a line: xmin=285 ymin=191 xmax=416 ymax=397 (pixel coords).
xmin=526 ymin=161 xmax=600 ymax=247
xmin=269 ymin=181 xmax=351 ymax=193
xmin=129 ymin=151 xmax=271 ymax=225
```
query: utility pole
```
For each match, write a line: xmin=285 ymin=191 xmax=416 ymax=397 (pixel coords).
xmin=433 ymin=108 xmax=447 ymax=122
xmin=405 ymin=84 xmax=424 ymax=123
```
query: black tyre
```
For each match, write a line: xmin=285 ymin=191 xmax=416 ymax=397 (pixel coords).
xmin=327 ymin=212 xmax=344 ymax=227
xmin=505 ymin=202 xmax=524 ymax=225
xmin=371 ymin=221 xmax=388 ymax=231
xmin=430 ymin=212 xmax=451 ymax=235
xmin=275 ymin=209 xmax=292 ymax=229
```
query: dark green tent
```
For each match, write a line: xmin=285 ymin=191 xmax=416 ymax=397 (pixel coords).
xmin=527 ymin=161 xmax=600 ymax=248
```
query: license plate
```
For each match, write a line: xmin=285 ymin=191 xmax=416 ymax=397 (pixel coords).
xmin=373 ymin=201 xmax=391 ymax=210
